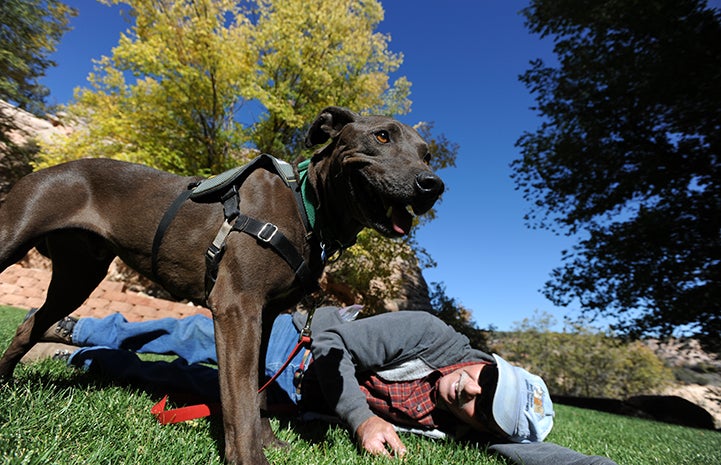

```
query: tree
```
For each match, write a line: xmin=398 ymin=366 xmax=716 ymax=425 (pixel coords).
xmin=38 ymin=0 xmax=412 ymax=174
xmin=0 ymin=0 xmax=75 ymax=195
xmin=324 ymin=230 xmax=413 ymax=309
xmin=38 ymin=0 xmax=256 ymax=175
xmin=0 ymin=0 xmax=75 ymax=112
xmin=246 ymin=0 xmax=411 ymax=157
xmin=428 ymin=282 xmax=489 ymax=351
xmin=513 ymin=0 xmax=721 ymax=351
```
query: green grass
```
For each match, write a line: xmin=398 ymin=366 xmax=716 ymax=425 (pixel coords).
xmin=1 ymin=305 xmax=720 ymax=465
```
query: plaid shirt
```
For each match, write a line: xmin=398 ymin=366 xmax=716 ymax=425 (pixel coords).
xmin=357 ymin=360 xmax=484 ymax=429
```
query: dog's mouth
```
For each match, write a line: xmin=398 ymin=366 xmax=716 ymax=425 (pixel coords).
xmin=351 ymin=174 xmax=435 ymax=237
xmin=385 ymin=203 xmax=416 ymax=236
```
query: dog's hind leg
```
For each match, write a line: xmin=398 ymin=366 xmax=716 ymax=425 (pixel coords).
xmin=0 ymin=230 xmax=115 ymax=380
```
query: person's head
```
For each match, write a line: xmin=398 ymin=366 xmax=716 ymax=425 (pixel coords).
xmin=436 ymin=354 xmax=554 ymax=443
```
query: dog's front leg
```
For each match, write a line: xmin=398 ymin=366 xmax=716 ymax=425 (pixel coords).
xmin=211 ymin=296 xmax=268 ymax=465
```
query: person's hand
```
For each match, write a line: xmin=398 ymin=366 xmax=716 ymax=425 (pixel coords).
xmin=355 ymin=415 xmax=407 ymax=458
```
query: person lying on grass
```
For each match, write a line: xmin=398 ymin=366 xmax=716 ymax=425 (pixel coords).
xmin=25 ymin=306 xmax=618 ymax=465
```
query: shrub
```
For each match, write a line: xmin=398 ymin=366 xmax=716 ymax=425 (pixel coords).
xmin=494 ymin=311 xmax=674 ymax=398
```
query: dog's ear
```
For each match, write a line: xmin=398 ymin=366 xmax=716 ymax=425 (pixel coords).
xmin=304 ymin=106 xmax=358 ymax=147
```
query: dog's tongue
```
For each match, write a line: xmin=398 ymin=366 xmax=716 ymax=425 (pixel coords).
xmin=391 ymin=205 xmax=413 ymax=235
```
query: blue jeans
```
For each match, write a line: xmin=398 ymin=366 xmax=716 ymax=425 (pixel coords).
xmin=264 ymin=314 xmax=310 ymax=405
xmin=69 ymin=313 xmax=306 ymax=405
xmin=73 ymin=313 xmax=216 ymax=364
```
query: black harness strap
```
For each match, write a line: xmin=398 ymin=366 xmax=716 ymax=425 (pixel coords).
xmin=231 ymin=214 xmax=317 ymax=294
xmin=151 ymin=184 xmax=197 ymax=279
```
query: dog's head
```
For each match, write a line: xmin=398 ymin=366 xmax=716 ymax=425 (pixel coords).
xmin=305 ymin=106 xmax=444 ymax=239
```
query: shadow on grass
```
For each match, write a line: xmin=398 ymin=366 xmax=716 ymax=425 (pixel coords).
xmin=6 ymin=358 xmax=349 ymax=462
xmin=275 ymin=415 xmax=335 ymax=444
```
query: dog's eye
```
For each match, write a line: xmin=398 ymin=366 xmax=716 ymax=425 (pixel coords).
xmin=423 ymin=153 xmax=432 ymax=165
xmin=374 ymin=131 xmax=390 ymax=144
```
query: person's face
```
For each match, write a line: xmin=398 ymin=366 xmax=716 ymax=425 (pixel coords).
xmin=436 ymin=363 xmax=495 ymax=433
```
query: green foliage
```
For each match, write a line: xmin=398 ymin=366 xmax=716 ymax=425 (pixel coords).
xmin=325 ymin=229 xmax=412 ymax=310
xmin=0 ymin=0 xmax=75 ymax=112
xmin=246 ymin=0 xmax=411 ymax=158
xmin=496 ymin=311 xmax=674 ymax=398
xmin=0 ymin=0 xmax=75 ymax=195
xmin=37 ymin=0 xmax=413 ymax=173
xmin=38 ymin=0 xmax=256 ymax=174
xmin=513 ymin=0 xmax=721 ymax=352
xmin=672 ymin=364 xmax=721 ymax=387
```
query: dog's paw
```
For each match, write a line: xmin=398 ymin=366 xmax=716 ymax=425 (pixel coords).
xmin=263 ymin=436 xmax=289 ymax=451
xmin=261 ymin=420 xmax=289 ymax=450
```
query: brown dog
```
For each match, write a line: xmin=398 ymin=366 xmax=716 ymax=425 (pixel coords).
xmin=0 ymin=106 xmax=443 ymax=464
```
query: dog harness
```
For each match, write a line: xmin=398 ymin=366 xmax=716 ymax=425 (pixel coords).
xmin=151 ymin=154 xmax=321 ymax=302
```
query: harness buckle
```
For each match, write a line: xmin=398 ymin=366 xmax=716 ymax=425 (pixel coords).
xmin=206 ymin=220 xmax=234 ymax=262
xmin=258 ymin=223 xmax=278 ymax=243
xmin=206 ymin=244 xmax=222 ymax=262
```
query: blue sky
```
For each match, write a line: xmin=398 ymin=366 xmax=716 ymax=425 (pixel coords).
xmin=40 ymin=1 xmax=578 ymax=331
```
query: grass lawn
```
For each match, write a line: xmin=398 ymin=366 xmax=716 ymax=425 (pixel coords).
xmin=1 ymin=305 xmax=720 ymax=465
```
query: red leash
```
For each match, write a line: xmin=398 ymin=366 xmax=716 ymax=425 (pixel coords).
xmin=151 ymin=395 xmax=220 ymax=425
xmin=258 ymin=332 xmax=311 ymax=393
xmin=152 ymin=331 xmax=312 ymax=425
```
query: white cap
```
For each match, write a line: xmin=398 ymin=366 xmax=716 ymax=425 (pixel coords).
xmin=491 ymin=354 xmax=555 ymax=443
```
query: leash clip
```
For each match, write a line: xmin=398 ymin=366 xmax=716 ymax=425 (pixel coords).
xmin=299 ymin=325 xmax=312 ymax=343
xmin=320 ymin=241 xmax=343 ymax=263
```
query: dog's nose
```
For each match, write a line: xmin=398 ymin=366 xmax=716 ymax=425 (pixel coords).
xmin=415 ymin=172 xmax=445 ymax=198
